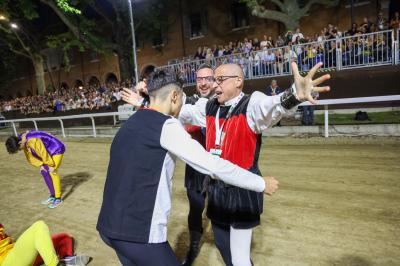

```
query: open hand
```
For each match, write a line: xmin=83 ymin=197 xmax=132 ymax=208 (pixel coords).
xmin=292 ymin=62 xmax=331 ymax=104
xmin=121 ymin=88 xmax=142 ymax=107
xmin=263 ymin=176 xmax=279 ymax=196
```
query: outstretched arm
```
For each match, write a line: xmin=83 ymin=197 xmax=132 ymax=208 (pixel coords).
xmin=122 ymin=86 xmax=207 ymax=127
xmin=247 ymin=62 xmax=331 ymax=133
xmin=160 ymin=118 xmax=278 ymax=195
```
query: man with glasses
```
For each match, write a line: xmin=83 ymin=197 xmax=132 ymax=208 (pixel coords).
xmin=122 ymin=62 xmax=330 ymax=265
xmin=179 ymin=62 xmax=330 ymax=266
xmin=181 ymin=64 xmax=215 ymax=266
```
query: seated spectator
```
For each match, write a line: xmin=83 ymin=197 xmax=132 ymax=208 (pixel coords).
xmin=112 ymin=88 xmax=122 ymax=102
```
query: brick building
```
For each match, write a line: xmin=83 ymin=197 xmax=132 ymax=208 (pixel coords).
xmin=0 ymin=0 xmax=389 ymax=99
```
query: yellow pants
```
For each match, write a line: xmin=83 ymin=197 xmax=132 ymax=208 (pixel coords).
xmin=50 ymin=154 xmax=63 ymax=199
xmin=1 ymin=221 xmax=59 ymax=266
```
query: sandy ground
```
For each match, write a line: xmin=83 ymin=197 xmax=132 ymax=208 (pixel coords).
xmin=0 ymin=136 xmax=399 ymax=266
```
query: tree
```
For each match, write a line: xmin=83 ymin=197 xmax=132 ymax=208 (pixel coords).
xmin=0 ymin=0 xmax=83 ymax=95
xmin=241 ymin=0 xmax=339 ymax=31
xmin=42 ymin=0 xmax=172 ymax=82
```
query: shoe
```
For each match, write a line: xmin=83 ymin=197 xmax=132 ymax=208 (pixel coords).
xmin=41 ymin=196 xmax=55 ymax=205
xmin=48 ymin=198 xmax=62 ymax=209
xmin=61 ymin=255 xmax=92 ymax=266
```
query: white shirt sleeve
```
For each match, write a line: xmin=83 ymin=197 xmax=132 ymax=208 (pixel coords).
xmin=246 ymin=88 xmax=298 ymax=133
xmin=178 ymin=97 xmax=207 ymax=127
xmin=160 ymin=118 xmax=265 ymax=193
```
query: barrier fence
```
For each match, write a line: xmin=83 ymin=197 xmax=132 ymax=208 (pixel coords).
xmin=157 ymin=30 xmax=400 ymax=86
xmin=2 ymin=95 xmax=400 ymax=138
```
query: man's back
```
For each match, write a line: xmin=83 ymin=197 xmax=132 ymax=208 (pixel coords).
xmin=97 ymin=109 xmax=172 ymax=244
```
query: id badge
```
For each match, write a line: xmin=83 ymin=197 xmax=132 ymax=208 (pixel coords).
xmin=210 ymin=148 xmax=222 ymax=157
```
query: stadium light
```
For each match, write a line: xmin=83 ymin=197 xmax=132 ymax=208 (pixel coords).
xmin=10 ymin=23 xmax=18 ymax=29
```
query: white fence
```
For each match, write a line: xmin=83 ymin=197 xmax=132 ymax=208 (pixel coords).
xmin=299 ymin=95 xmax=400 ymax=137
xmin=2 ymin=95 xmax=400 ymax=138
xmin=1 ymin=111 xmax=135 ymax=138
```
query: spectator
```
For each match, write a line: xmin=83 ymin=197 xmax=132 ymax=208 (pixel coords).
xmin=265 ymin=79 xmax=283 ymax=127
xmin=292 ymin=27 xmax=304 ymax=43
xmin=347 ymin=23 xmax=358 ymax=36
xmin=390 ymin=11 xmax=400 ymax=30
xmin=276 ymin=35 xmax=285 ymax=47
xmin=265 ymin=79 xmax=282 ymax=96
xmin=376 ymin=11 xmax=387 ymax=31
xmin=301 ymin=92 xmax=319 ymax=126
xmin=260 ymin=35 xmax=268 ymax=49
xmin=360 ymin=16 xmax=373 ymax=33
xmin=194 ymin=47 xmax=204 ymax=60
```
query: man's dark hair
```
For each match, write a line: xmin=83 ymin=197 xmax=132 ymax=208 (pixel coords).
xmin=197 ymin=63 xmax=213 ymax=71
xmin=140 ymin=65 xmax=155 ymax=81
xmin=147 ymin=70 xmax=183 ymax=93
xmin=5 ymin=136 xmax=21 ymax=154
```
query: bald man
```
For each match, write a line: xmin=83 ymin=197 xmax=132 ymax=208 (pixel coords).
xmin=179 ymin=62 xmax=330 ymax=266
xmin=122 ymin=62 xmax=330 ymax=265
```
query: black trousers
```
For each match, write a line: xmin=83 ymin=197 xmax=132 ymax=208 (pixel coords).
xmin=211 ymin=222 xmax=233 ymax=266
xmin=186 ymin=188 xmax=206 ymax=233
xmin=100 ymin=233 xmax=180 ymax=266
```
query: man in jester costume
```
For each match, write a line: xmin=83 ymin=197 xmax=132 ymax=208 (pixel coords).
xmin=5 ymin=130 xmax=65 ymax=209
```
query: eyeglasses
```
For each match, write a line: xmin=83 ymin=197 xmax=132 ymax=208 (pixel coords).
xmin=196 ymin=76 xmax=214 ymax=83
xmin=214 ymin=76 xmax=239 ymax=85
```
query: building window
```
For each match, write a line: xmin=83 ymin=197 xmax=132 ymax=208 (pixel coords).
xmin=90 ymin=50 xmax=98 ymax=61
xmin=190 ymin=12 xmax=205 ymax=38
xmin=152 ymin=30 xmax=165 ymax=47
xmin=231 ymin=2 xmax=249 ymax=29
xmin=184 ymin=11 xmax=208 ymax=39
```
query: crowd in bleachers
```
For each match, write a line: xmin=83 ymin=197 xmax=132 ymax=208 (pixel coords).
xmin=0 ymin=82 xmax=126 ymax=115
xmin=163 ymin=12 xmax=399 ymax=83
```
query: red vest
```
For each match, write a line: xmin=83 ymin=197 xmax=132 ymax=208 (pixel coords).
xmin=205 ymin=96 xmax=261 ymax=171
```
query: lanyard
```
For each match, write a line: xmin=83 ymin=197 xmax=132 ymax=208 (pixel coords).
xmin=215 ymin=92 xmax=244 ymax=147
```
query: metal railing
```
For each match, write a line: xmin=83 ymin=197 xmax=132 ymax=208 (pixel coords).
xmin=340 ymin=30 xmax=393 ymax=69
xmin=2 ymin=95 xmax=400 ymax=138
xmin=292 ymin=39 xmax=338 ymax=72
xmin=2 ymin=111 xmax=135 ymax=138
xmin=156 ymin=30 xmax=398 ymax=85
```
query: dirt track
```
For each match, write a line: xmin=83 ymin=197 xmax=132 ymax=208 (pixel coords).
xmin=1 ymin=137 xmax=399 ymax=266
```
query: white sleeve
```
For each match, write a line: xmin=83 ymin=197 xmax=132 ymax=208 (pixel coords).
xmin=246 ymin=88 xmax=298 ymax=133
xmin=178 ymin=97 xmax=207 ymax=127
xmin=160 ymin=118 xmax=265 ymax=192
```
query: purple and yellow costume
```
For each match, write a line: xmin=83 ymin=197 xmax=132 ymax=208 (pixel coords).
xmin=20 ymin=130 xmax=66 ymax=199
